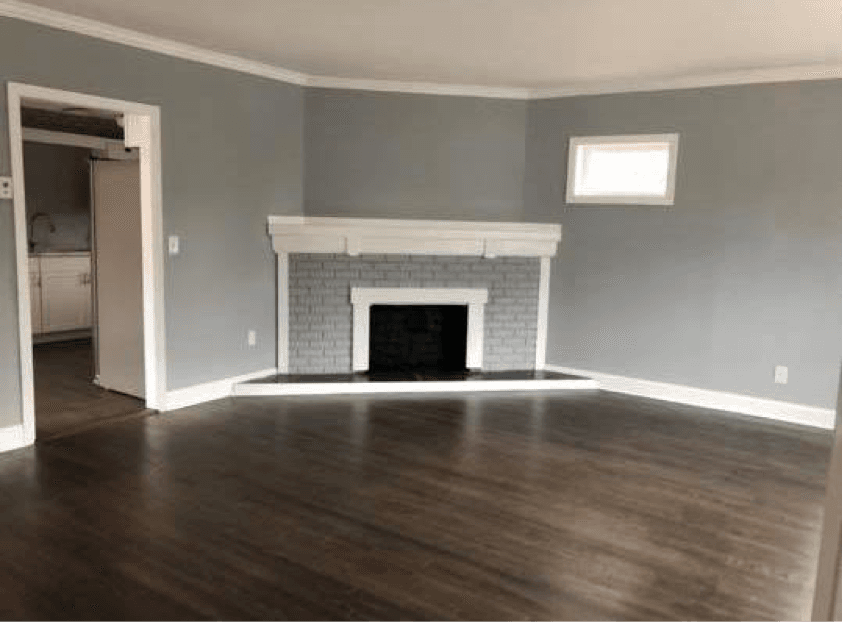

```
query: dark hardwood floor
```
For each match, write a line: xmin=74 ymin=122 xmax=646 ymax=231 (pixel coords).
xmin=33 ymin=338 xmax=148 ymax=440
xmin=0 ymin=390 xmax=832 ymax=619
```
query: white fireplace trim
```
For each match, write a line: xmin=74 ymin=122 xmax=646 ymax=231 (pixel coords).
xmin=350 ymin=287 xmax=488 ymax=372
xmin=277 ymin=252 xmax=289 ymax=372
xmin=535 ymin=257 xmax=551 ymax=370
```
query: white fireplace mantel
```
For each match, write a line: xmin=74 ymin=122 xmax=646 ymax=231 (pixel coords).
xmin=268 ymin=216 xmax=561 ymax=258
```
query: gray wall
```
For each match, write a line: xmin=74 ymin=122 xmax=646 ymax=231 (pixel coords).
xmin=304 ymin=88 xmax=526 ymax=221
xmin=0 ymin=17 xmax=303 ymax=427
xmin=24 ymin=142 xmax=91 ymax=253
xmin=1 ymin=13 xmax=838 ymax=428
xmin=525 ymin=80 xmax=842 ymax=409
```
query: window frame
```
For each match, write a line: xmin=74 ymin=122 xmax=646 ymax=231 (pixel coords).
xmin=565 ymin=133 xmax=680 ymax=206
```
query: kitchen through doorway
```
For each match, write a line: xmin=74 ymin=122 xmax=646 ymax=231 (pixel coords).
xmin=8 ymin=83 xmax=166 ymax=447
xmin=23 ymin=109 xmax=147 ymax=439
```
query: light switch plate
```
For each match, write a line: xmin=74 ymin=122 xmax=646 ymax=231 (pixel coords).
xmin=0 ymin=177 xmax=12 ymax=199
xmin=774 ymin=365 xmax=788 ymax=384
xmin=168 ymin=235 xmax=179 ymax=255
xmin=247 ymin=330 xmax=257 ymax=348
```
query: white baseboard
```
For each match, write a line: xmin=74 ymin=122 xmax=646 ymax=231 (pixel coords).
xmin=544 ymin=365 xmax=836 ymax=429
xmin=233 ymin=377 xmax=598 ymax=397
xmin=0 ymin=424 xmax=29 ymax=453
xmin=163 ymin=368 xmax=278 ymax=411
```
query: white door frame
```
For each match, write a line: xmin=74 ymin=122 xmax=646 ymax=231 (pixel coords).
xmin=810 ymin=377 xmax=841 ymax=620
xmin=7 ymin=82 xmax=166 ymax=445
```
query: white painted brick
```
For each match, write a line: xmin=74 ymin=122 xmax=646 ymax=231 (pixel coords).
xmin=288 ymin=254 xmax=540 ymax=372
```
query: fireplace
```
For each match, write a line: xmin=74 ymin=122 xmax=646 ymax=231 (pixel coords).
xmin=369 ymin=304 xmax=468 ymax=375
xmin=351 ymin=287 xmax=487 ymax=372
xmin=267 ymin=216 xmax=562 ymax=374
xmin=231 ymin=216 xmax=601 ymax=395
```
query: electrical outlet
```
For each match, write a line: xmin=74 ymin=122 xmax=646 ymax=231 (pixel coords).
xmin=168 ymin=235 xmax=179 ymax=255
xmin=0 ymin=177 xmax=12 ymax=199
xmin=247 ymin=330 xmax=257 ymax=348
xmin=774 ymin=365 xmax=788 ymax=385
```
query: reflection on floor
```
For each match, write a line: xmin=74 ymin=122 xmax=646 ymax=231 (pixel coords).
xmin=33 ymin=338 xmax=147 ymax=440
xmin=0 ymin=390 xmax=832 ymax=619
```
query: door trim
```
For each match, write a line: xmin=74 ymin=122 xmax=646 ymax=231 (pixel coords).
xmin=7 ymin=82 xmax=166 ymax=445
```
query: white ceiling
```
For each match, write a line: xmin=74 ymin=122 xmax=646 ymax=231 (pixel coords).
xmin=12 ymin=0 xmax=843 ymax=92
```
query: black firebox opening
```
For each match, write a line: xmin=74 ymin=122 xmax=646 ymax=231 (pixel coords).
xmin=368 ymin=304 xmax=468 ymax=374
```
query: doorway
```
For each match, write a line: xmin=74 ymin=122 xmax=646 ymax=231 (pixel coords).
xmin=25 ymin=133 xmax=142 ymax=438
xmin=8 ymin=83 xmax=166 ymax=446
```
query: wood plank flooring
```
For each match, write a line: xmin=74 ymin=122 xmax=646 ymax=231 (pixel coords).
xmin=0 ymin=390 xmax=832 ymax=620
xmin=33 ymin=338 xmax=148 ymax=440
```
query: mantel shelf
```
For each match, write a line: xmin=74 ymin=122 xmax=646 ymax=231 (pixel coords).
xmin=267 ymin=216 xmax=562 ymax=258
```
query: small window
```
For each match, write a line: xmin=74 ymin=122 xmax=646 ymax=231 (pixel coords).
xmin=566 ymin=133 xmax=679 ymax=205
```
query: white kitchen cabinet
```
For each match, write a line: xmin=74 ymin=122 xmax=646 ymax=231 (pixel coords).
xmin=30 ymin=253 xmax=92 ymax=336
xmin=29 ymin=257 xmax=43 ymax=334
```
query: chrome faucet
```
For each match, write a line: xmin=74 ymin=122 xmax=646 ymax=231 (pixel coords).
xmin=28 ymin=212 xmax=56 ymax=253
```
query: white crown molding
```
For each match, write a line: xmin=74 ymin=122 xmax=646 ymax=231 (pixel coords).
xmin=0 ymin=0 xmax=309 ymax=85
xmin=305 ymin=74 xmax=530 ymax=99
xmin=1 ymin=1 xmax=839 ymax=100
xmin=544 ymin=365 xmax=836 ymax=429
xmin=529 ymin=63 xmax=843 ymax=99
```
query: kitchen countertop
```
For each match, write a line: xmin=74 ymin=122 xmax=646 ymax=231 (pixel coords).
xmin=29 ymin=250 xmax=91 ymax=257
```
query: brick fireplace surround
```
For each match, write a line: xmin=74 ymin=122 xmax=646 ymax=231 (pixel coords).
xmin=289 ymin=253 xmax=541 ymax=374
xmin=231 ymin=217 xmax=601 ymax=396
